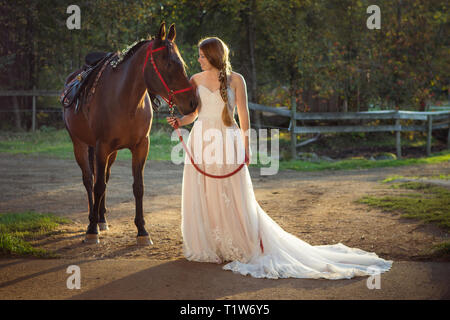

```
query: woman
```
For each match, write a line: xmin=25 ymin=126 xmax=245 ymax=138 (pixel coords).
xmin=167 ymin=37 xmax=392 ymax=279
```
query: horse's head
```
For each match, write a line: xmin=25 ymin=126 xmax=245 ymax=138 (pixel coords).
xmin=144 ymin=22 xmax=198 ymax=115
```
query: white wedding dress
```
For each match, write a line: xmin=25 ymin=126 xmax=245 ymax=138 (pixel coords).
xmin=181 ymin=84 xmax=393 ymax=279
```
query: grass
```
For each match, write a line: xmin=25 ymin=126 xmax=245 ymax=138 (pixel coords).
xmin=0 ymin=211 xmax=70 ymax=258
xmin=0 ymin=128 xmax=74 ymax=159
xmin=382 ymin=174 xmax=450 ymax=183
xmin=357 ymin=182 xmax=450 ymax=230
xmin=0 ymin=125 xmax=449 ymax=172
xmin=277 ymin=150 xmax=450 ymax=172
xmin=0 ymin=122 xmax=179 ymax=161
xmin=357 ymin=182 xmax=450 ymax=258
xmin=431 ymin=241 xmax=450 ymax=257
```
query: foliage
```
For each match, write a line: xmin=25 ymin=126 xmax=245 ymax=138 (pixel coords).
xmin=0 ymin=0 xmax=448 ymax=130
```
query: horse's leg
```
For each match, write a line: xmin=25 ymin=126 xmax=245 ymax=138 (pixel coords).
xmin=72 ymin=139 xmax=94 ymax=240
xmin=98 ymin=150 xmax=117 ymax=231
xmin=131 ymin=136 xmax=152 ymax=246
xmin=86 ymin=142 xmax=111 ymax=243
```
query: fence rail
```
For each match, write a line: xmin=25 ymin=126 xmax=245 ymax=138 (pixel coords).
xmin=247 ymin=106 xmax=450 ymax=159
xmin=0 ymin=90 xmax=60 ymax=131
xmin=1 ymin=90 xmax=449 ymax=159
xmin=0 ymin=90 xmax=60 ymax=96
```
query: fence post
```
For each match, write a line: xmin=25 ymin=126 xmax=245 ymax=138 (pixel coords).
xmin=448 ymin=115 xmax=450 ymax=150
xmin=32 ymin=86 xmax=36 ymax=132
xmin=290 ymin=95 xmax=297 ymax=160
xmin=426 ymin=115 xmax=432 ymax=156
xmin=395 ymin=118 xmax=401 ymax=159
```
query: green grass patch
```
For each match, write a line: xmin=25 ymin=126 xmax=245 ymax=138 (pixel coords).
xmin=0 ymin=128 xmax=74 ymax=159
xmin=277 ymin=150 xmax=450 ymax=172
xmin=0 ymin=126 xmax=180 ymax=161
xmin=357 ymin=181 xmax=450 ymax=258
xmin=0 ymin=212 xmax=71 ymax=258
xmin=1 ymin=128 xmax=449 ymax=172
xmin=382 ymin=173 xmax=450 ymax=183
xmin=431 ymin=241 xmax=450 ymax=257
xmin=357 ymin=182 xmax=450 ymax=231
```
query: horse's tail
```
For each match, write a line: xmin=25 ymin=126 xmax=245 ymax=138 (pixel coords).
xmin=88 ymin=146 xmax=95 ymax=176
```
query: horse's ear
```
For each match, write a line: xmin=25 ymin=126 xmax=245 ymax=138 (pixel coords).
xmin=167 ymin=23 xmax=176 ymax=42
xmin=157 ymin=21 xmax=166 ymax=40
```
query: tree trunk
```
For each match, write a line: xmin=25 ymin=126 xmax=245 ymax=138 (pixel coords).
xmin=343 ymin=98 xmax=348 ymax=112
xmin=11 ymin=95 xmax=22 ymax=130
xmin=6 ymin=65 xmax=22 ymax=130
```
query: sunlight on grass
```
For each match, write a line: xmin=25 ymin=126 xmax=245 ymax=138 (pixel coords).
xmin=431 ymin=241 xmax=450 ymax=257
xmin=0 ymin=128 xmax=449 ymax=172
xmin=382 ymin=173 xmax=450 ymax=183
xmin=357 ymin=182 xmax=450 ymax=258
xmin=357 ymin=182 xmax=450 ymax=231
xmin=0 ymin=212 xmax=70 ymax=258
xmin=0 ymin=127 xmax=179 ymax=161
xmin=278 ymin=150 xmax=450 ymax=172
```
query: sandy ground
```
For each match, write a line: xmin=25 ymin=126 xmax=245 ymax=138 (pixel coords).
xmin=0 ymin=153 xmax=449 ymax=299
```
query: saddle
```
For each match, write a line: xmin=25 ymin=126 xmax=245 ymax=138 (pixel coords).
xmin=61 ymin=50 xmax=161 ymax=113
xmin=60 ymin=52 xmax=115 ymax=112
xmin=85 ymin=52 xmax=108 ymax=67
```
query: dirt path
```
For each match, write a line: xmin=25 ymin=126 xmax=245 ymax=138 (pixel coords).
xmin=0 ymin=153 xmax=449 ymax=299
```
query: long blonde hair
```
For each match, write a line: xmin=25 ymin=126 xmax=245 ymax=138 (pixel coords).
xmin=198 ymin=37 xmax=234 ymax=126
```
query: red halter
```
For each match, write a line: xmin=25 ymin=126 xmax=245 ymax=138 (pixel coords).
xmin=142 ymin=40 xmax=193 ymax=115
xmin=143 ymin=40 xmax=247 ymax=178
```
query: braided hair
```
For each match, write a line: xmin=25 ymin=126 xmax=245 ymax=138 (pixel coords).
xmin=198 ymin=37 xmax=234 ymax=127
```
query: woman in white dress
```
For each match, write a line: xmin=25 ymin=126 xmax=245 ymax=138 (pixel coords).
xmin=166 ymin=37 xmax=393 ymax=279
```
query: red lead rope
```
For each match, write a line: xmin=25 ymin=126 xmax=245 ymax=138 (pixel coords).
xmin=143 ymin=40 xmax=247 ymax=178
xmin=175 ymin=126 xmax=247 ymax=179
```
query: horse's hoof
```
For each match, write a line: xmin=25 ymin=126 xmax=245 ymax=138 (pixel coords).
xmin=136 ymin=235 xmax=153 ymax=246
xmin=83 ymin=233 xmax=99 ymax=244
xmin=98 ymin=222 xmax=109 ymax=231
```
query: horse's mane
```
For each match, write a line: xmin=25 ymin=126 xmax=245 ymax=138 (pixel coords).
xmin=110 ymin=36 xmax=155 ymax=69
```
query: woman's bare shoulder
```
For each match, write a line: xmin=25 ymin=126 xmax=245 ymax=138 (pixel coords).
xmin=190 ymin=72 xmax=206 ymax=82
xmin=230 ymin=72 xmax=246 ymax=89
xmin=231 ymin=71 xmax=245 ymax=85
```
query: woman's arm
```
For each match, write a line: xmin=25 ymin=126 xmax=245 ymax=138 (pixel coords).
xmin=166 ymin=105 xmax=198 ymax=128
xmin=178 ymin=109 xmax=198 ymax=126
xmin=234 ymin=73 xmax=251 ymax=164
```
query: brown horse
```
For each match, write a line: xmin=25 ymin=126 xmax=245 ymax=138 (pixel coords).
xmin=63 ymin=22 xmax=197 ymax=245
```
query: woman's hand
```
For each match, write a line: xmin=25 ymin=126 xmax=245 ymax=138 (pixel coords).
xmin=245 ymin=149 xmax=250 ymax=166
xmin=166 ymin=116 xmax=180 ymax=129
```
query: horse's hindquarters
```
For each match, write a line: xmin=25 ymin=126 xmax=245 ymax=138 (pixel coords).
xmin=64 ymin=107 xmax=96 ymax=146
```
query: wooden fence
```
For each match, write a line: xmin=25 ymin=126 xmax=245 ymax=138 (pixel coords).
xmin=0 ymin=89 xmax=60 ymax=131
xmin=1 ymin=90 xmax=449 ymax=159
xmin=249 ymin=102 xmax=450 ymax=159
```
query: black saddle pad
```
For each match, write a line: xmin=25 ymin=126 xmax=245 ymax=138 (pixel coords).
xmin=85 ymin=52 xmax=108 ymax=67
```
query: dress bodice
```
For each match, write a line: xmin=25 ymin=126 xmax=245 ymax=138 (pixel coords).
xmin=196 ymin=84 xmax=236 ymax=121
